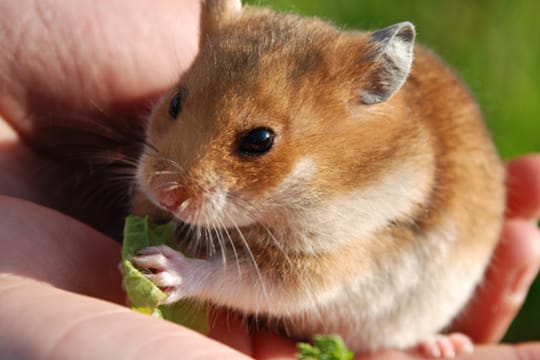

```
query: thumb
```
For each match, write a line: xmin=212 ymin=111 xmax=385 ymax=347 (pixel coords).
xmin=0 ymin=276 xmax=250 ymax=360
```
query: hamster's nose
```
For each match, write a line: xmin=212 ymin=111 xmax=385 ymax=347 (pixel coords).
xmin=157 ymin=187 xmax=189 ymax=212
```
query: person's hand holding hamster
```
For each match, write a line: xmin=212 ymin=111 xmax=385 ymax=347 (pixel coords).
xmin=0 ymin=0 xmax=539 ymax=359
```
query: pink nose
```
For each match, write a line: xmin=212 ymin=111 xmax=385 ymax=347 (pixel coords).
xmin=157 ymin=187 xmax=189 ymax=212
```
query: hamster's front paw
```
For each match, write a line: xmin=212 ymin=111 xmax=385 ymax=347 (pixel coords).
xmin=132 ymin=245 xmax=189 ymax=304
xmin=412 ymin=333 xmax=474 ymax=358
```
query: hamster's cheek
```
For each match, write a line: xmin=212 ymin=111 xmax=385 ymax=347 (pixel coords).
xmin=267 ymin=156 xmax=318 ymax=200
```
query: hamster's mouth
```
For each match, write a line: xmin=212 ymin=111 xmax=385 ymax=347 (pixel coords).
xmin=160 ymin=196 xmax=219 ymax=227
xmin=153 ymin=187 xmax=258 ymax=230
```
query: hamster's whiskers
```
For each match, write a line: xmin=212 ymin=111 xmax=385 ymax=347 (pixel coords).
xmin=161 ymin=157 xmax=184 ymax=172
xmin=144 ymin=151 xmax=185 ymax=173
xmin=202 ymin=223 xmax=216 ymax=257
xmin=227 ymin=196 xmax=341 ymax=324
xmin=222 ymin=210 xmax=270 ymax=313
xmin=217 ymin=215 xmax=243 ymax=280
xmin=156 ymin=182 xmax=183 ymax=193
xmin=152 ymin=170 xmax=183 ymax=176
xmin=89 ymin=150 xmax=141 ymax=168
xmin=141 ymin=138 xmax=160 ymax=155
xmin=211 ymin=219 xmax=228 ymax=267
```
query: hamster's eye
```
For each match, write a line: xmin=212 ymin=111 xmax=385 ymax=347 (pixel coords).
xmin=238 ymin=127 xmax=275 ymax=156
xmin=168 ymin=88 xmax=188 ymax=119
xmin=168 ymin=93 xmax=182 ymax=119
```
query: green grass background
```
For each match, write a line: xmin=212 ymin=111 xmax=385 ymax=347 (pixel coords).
xmin=246 ymin=0 xmax=540 ymax=342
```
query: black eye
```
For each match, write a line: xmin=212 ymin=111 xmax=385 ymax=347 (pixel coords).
xmin=238 ymin=127 xmax=275 ymax=156
xmin=168 ymin=88 xmax=188 ymax=119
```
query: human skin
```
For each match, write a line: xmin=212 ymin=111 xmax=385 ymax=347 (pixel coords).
xmin=0 ymin=0 xmax=539 ymax=359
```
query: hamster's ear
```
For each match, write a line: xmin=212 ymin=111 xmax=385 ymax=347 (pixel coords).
xmin=359 ymin=22 xmax=416 ymax=105
xmin=200 ymin=0 xmax=243 ymax=37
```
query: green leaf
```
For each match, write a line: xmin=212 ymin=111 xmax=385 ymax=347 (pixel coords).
xmin=122 ymin=260 xmax=167 ymax=308
xmin=297 ymin=335 xmax=354 ymax=360
xmin=297 ymin=342 xmax=321 ymax=359
xmin=122 ymin=215 xmax=177 ymax=260
xmin=159 ymin=300 xmax=209 ymax=334
xmin=121 ymin=215 xmax=209 ymax=334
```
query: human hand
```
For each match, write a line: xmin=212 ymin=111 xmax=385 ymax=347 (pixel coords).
xmin=0 ymin=0 xmax=246 ymax=358
xmin=0 ymin=0 xmax=201 ymax=233
xmin=0 ymin=197 xmax=250 ymax=359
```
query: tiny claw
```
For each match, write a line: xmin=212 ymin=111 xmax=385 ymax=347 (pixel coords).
xmin=146 ymin=272 xmax=182 ymax=287
xmin=132 ymin=254 xmax=168 ymax=272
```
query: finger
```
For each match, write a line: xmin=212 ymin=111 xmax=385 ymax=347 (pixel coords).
xmin=0 ymin=195 xmax=123 ymax=303
xmin=252 ymin=330 xmax=297 ymax=359
xmin=359 ymin=343 xmax=540 ymax=360
xmin=0 ymin=276 xmax=249 ymax=360
xmin=460 ymin=343 xmax=540 ymax=360
xmin=450 ymin=219 xmax=540 ymax=342
xmin=208 ymin=308 xmax=252 ymax=356
xmin=506 ymin=154 xmax=540 ymax=220
xmin=360 ymin=350 xmax=422 ymax=360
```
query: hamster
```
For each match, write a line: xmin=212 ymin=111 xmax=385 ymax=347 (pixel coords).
xmin=131 ymin=0 xmax=505 ymax=356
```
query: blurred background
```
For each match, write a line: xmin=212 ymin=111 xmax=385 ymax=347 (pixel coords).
xmin=246 ymin=0 xmax=539 ymax=342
